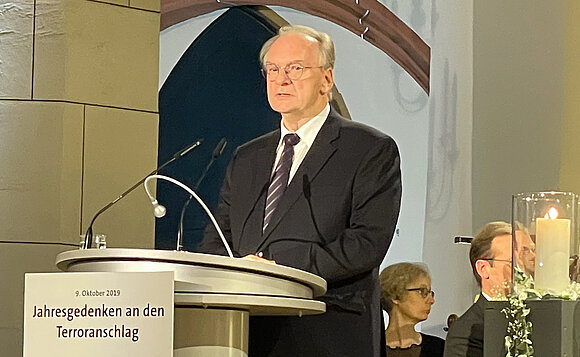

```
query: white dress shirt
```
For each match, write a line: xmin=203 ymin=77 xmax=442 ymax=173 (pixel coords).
xmin=271 ymin=103 xmax=330 ymax=184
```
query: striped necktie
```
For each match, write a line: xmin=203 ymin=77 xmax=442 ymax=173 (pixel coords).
xmin=263 ymin=133 xmax=301 ymax=231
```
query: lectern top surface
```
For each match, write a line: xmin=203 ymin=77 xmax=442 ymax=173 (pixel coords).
xmin=55 ymin=248 xmax=326 ymax=297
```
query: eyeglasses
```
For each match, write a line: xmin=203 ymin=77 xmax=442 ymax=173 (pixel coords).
xmin=479 ymin=258 xmax=512 ymax=266
xmin=519 ymin=246 xmax=535 ymax=255
xmin=407 ymin=287 xmax=435 ymax=299
xmin=261 ymin=63 xmax=323 ymax=81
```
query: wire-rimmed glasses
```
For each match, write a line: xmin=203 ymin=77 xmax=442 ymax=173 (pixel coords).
xmin=478 ymin=258 xmax=512 ymax=267
xmin=261 ymin=63 xmax=323 ymax=81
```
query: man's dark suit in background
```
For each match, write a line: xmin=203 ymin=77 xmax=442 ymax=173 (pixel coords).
xmin=444 ymin=295 xmax=485 ymax=357
xmin=445 ymin=222 xmax=516 ymax=357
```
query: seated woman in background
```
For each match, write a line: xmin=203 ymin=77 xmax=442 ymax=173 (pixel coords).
xmin=380 ymin=262 xmax=445 ymax=357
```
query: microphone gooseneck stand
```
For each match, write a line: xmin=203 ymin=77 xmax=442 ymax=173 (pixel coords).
xmin=82 ymin=139 xmax=203 ymax=249
xmin=144 ymin=174 xmax=234 ymax=258
xmin=176 ymin=138 xmax=227 ymax=251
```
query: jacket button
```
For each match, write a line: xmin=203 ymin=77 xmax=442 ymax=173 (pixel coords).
xmin=257 ymin=251 xmax=263 ymax=257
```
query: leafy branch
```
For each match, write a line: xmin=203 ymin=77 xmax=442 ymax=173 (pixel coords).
xmin=501 ymin=269 xmax=538 ymax=357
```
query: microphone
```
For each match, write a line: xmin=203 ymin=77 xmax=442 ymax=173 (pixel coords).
xmin=176 ymin=138 xmax=227 ymax=250
xmin=83 ymin=139 xmax=204 ymax=249
xmin=144 ymin=174 xmax=234 ymax=258
xmin=195 ymin=138 xmax=227 ymax=189
xmin=303 ymin=174 xmax=323 ymax=239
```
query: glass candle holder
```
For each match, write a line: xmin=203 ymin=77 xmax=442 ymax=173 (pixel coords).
xmin=512 ymin=191 xmax=578 ymax=294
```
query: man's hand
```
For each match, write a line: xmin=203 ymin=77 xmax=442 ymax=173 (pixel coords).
xmin=241 ymin=254 xmax=276 ymax=264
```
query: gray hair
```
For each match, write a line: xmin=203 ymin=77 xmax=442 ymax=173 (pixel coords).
xmin=259 ymin=25 xmax=335 ymax=70
xmin=379 ymin=262 xmax=431 ymax=313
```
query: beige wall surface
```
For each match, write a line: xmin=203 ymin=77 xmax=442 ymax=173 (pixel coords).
xmin=1 ymin=0 xmax=160 ymax=245
xmin=33 ymin=0 xmax=160 ymax=111
xmin=561 ymin=0 xmax=580 ymax=194
xmin=130 ymin=0 xmax=160 ymax=12
xmin=0 ymin=101 xmax=83 ymax=243
xmin=472 ymin=0 xmax=567 ymax=230
xmin=82 ymin=105 xmax=158 ymax=247
xmin=0 ymin=0 xmax=34 ymax=99
xmin=92 ymin=0 xmax=160 ymax=9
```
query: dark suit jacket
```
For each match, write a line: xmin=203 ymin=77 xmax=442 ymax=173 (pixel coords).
xmin=199 ymin=108 xmax=402 ymax=357
xmin=444 ymin=296 xmax=486 ymax=357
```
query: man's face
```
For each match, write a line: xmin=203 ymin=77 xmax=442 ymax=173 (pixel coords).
xmin=264 ymin=34 xmax=333 ymax=124
xmin=515 ymin=230 xmax=535 ymax=276
xmin=481 ymin=234 xmax=513 ymax=299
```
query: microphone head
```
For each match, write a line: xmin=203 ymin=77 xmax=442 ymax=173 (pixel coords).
xmin=151 ymin=200 xmax=167 ymax=218
xmin=213 ymin=137 xmax=227 ymax=158
xmin=174 ymin=139 xmax=204 ymax=159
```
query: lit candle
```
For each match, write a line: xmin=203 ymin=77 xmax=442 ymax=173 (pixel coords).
xmin=535 ymin=207 xmax=571 ymax=292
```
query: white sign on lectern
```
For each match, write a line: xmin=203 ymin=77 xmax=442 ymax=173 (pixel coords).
xmin=24 ymin=271 xmax=174 ymax=357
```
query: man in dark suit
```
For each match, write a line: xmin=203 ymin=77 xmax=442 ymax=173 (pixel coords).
xmin=444 ymin=222 xmax=513 ymax=357
xmin=199 ymin=25 xmax=401 ymax=356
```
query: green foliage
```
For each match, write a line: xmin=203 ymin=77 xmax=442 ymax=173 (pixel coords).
xmin=501 ymin=269 xmax=537 ymax=357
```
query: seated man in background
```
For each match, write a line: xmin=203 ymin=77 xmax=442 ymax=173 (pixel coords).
xmin=514 ymin=227 xmax=535 ymax=277
xmin=380 ymin=262 xmax=445 ymax=357
xmin=444 ymin=221 xmax=513 ymax=357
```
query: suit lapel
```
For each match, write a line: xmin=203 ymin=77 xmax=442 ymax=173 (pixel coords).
xmin=260 ymin=113 xmax=341 ymax=242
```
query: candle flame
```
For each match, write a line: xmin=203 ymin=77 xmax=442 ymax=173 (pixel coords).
xmin=545 ymin=207 xmax=559 ymax=219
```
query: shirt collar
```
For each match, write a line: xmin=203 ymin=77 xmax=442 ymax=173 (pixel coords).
xmin=279 ymin=103 xmax=330 ymax=147
xmin=481 ymin=291 xmax=506 ymax=301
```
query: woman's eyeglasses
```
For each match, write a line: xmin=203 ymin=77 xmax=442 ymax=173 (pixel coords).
xmin=407 ymin=287 xmax=435 ymax=299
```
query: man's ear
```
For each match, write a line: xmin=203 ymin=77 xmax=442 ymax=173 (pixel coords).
xmin=475 ymin=260 xmax=490 ymax=280
xmin=321 ymin=68 xmax=334 ymax=94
